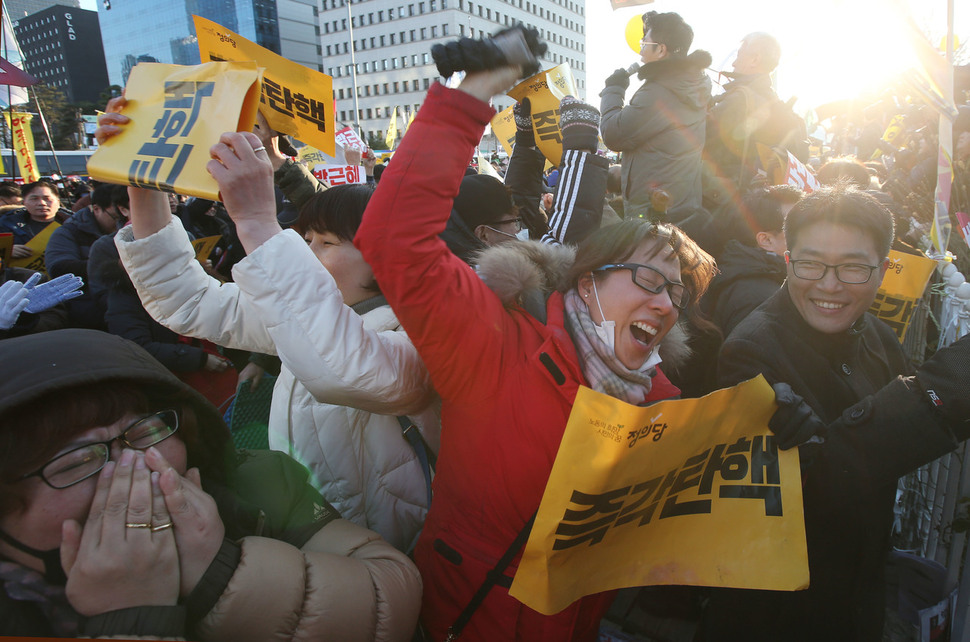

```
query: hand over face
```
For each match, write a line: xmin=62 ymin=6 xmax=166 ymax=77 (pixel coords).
xmin=61 ymin=450 xmax=179 ymax=616
xmin=146 ymin=447 xmax=225 ymax=597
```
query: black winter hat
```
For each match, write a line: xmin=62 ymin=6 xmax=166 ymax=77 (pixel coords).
xmin=0 ymin=329 xmax=225 ymax=431
xmin=452 ymin=174 xmax=514 ymax=230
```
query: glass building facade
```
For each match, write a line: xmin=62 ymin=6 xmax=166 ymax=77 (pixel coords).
xmin=98 ymin=0 xmax=281 ymax=86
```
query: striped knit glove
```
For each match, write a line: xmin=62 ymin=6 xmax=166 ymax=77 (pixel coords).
xmin=559 ymin=96 xmax=600 ymax=152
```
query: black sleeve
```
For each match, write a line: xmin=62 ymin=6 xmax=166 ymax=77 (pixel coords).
xmin=105 ymin=289 xmax=208 ymax=372
xmin=505 ymin=143 xmax=547 ymax=239
xmin=183 ymin=538 xmax=243 ymax=625
xmin=82 ymin=605 xmax=187 ymax=639
xmin=541 ymin=150 xmax=609 ymax=246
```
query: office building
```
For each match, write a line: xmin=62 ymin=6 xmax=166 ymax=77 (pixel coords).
xmin=3 ymin=0 xmax=79 ymax=20
xmin=321 ymin=0 xmax=587 ymax=144
xmin=14 ymin=5 xmax=110 ymax=104
xmin=98 ymin=0 xmax=321 ymax=87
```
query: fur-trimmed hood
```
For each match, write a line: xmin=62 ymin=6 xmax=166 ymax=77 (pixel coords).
xmin=475 ymin=240 xmax=691 ymax=370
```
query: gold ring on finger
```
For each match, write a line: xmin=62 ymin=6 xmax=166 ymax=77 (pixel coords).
xmin=125 ymin=522 xmax=152 ymax=529
xmin=151 ymin=521 xmax=174 ymax=532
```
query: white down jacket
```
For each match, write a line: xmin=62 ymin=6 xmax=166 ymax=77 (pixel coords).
xmin=116 ymin=218 xmax=440 ymax=552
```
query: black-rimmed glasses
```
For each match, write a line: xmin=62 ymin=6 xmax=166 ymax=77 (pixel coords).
xmin=593 ymin=263 xmax=690 ymax=310
xmin=786 ymin=252 xmax=881 ymax=284
xmin=20 ymin=410 xmax=180 ymax=489
xmin=487 ymin=217 xmax=523 ymax=232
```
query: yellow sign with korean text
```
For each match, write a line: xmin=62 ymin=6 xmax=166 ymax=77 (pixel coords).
xmin=87 ymin=62 xmax=262 ymax=201
xmin=491 ymin=106 xmax=516 ymax=157
xmin=297 ymin=145 xmax=329 ymax=167
xmin=9 ymin=221 xmax=59 ymax=274
xmin=507 ymin=64 xmax=577 ymax=166
xmin=4 ymin=112 xmax=39 ymax=182
xmin=191 ymin=235 xmax=222 ymax=262
xmin=194 ymin=15 xmax=336 ymax=156
xmin=869 ymin=250 xmax=938 ymax=342
xmin=509 ymin=376 xmax=808 ymax=615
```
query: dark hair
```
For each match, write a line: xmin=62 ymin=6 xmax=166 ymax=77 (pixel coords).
xmin=739 ymin=185 xmax=803 ymax=245
xmin=0 ymin=381 xmax=226 ymax=517
xmin=90 ymin=182 xmax=116 ymax=209
xmin=0 ymin=182 xmax=21 ymax=199
xmin=817 ymin=157 xmax=871 ymax=189
xmin=784 ymin=183 xmax=894 ymax=259
xmin=642 ymin=11 xmax=693 ymax=57
xmin=567 ymin=219 xmax=716 ymax=312
xmin=21 ymin=179 xmax=60 ymax=199
xmin=111 ymin=185 xmax=130 ymax=210
xmin=297 ymin=183 xmax=374 ymax=241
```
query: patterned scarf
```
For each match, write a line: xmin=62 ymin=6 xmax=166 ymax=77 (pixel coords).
xmin=563 ymin=288 xmax=655 ymax=405
xmin=0 ymin=560 xmax=78 ymax=637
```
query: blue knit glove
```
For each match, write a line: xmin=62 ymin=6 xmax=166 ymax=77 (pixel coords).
xmin=0 ymin=279 xmax=30 ymax=330
xmin=24 ymin=272 xmax=84 ymax=314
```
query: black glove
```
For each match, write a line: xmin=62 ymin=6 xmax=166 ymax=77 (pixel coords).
xmin=513 ymin=97 xmax=535 ymax=147
xmin=915 ymin=334 xmax=970 ymax=434
xmin=431 ymin=25 xmax=547 ymax=79
xmin=559 ymin=95 xmax=600 ymax=152
xmin=768 ymin=382 xmax=827 ymax=450
xmin=604 ymin=68 xmax=630 ymax=91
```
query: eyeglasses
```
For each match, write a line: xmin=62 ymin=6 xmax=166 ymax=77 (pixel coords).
xmin=786 ymin=253 xmax=881 ymax=284
xmin=640 ymin=39 xmax=661 ymax=49
xmin=487 ymin=217 xmax=523 ymax=232
xmin=593 ymin=263 xmax=690 ymax=310
xmin=20 ymin=410 xmax=180 ymax=489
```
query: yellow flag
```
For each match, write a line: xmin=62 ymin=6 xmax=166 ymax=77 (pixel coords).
xmin=490 ymin=106 xmax=517 ymax=157
xmin=403 ymin=108 xmax=416 ymax=135
xmin=506 ymin=64 xmax=577 ymax=166
xmin=9 ymin=221 xmax=59 ymax=274
xmin=195 ymin=15 xmax=336 ymax=156
xmin=4 ymin=111 xmax=40 ymax=182
xmin=509 ymin=376 xmax=808 ymax=615
xmin=385 ymin=106 xmax=398 ymax=151
xmin=87 ymin=61 xmax=262 ymax=201
xmin=869 ymin=250 xmax=938 ymax=342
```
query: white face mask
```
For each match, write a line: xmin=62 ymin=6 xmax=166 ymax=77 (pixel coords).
xmin=515 ymin=228 xmax=530 ymax=241
xmin=590 ymin=278 xmax=663 ymax=372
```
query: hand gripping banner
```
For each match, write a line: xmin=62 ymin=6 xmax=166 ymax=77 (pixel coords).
xmin=509 ymin=376 xmax=809 ymax=615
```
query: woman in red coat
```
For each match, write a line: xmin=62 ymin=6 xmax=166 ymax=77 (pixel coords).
xmin=355 ymin=63 xmax=716 ymax=641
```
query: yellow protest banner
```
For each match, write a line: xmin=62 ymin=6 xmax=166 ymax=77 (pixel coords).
xmin=87 ymin=61 xmax=262 ymax=201
xmin=491 ymin=106 xmax=516 ymax=157
xmin=506 ymin=64 xmax=577 ymax=166
xmin=384 ymin=106 xmax=398 ymax=151
xmin=195 ymin=15 xmax=336 ymax=156
xmin=9 ymin=221 xmax=59 ymax=275
xmin=191 ymin=235 xmax=222 ymax=262
xmin=509 ymin=376 xmax=808 ymax=615
xmin=869 ymin=250 xmax=938 ymax=342
xmin=0 ymin=233 xmax=13 ymax=267
xmin=297 ymin=145 xmax=329 ymax=167
xmin=4 ymin=112 xmax=40 ymax=182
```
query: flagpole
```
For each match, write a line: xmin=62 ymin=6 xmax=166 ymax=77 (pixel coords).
xmin=345 ymin=0 xmax=362 ymax=141
xmin=0 ymin=0 xmax=12 ymax=179
xmin=28 ymin=85 xmax=61 ymax=176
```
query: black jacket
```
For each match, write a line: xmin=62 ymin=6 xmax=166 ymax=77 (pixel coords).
xmin=87 ymin=234 xmax=208 ymax=372
xmin=709 ymin=286 xmax=912 ymax=641
xmin=702 ymin=240 xmax=787 ymax=337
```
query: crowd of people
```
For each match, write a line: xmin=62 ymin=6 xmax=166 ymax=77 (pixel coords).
xmin=1 ymin=16 xmax=970 ymax=642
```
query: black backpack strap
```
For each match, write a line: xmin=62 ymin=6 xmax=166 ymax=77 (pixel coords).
xmin=398 ymin=415 xmax=435 ymax=508
xmin=445 ymin=512 xmax=537 ymax=641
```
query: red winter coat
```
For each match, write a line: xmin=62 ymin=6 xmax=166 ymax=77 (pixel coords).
xmin=356 ymin=83 xmax=679 ymax=641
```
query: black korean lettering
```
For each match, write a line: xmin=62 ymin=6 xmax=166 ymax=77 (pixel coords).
xmin=262 ymin=78 xmax=293 ymax=117
xmin=750 ymin=435 xmax=780 ymax=485
xmin=552 ymin=486 xmax=629 ymax=550
xmin=718 ymin=485 xmax=783 ymax=516
xmin=532 ymin=109 xmax=562 ymax=143
xmin=614 ymin=470 xmax=674 ymax=527
xmin=660 ymin=450 xmax=712 ymax=519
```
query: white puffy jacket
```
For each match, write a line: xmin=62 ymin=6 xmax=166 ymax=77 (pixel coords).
xmin=116 ymin=218 xmax=440 ymax=551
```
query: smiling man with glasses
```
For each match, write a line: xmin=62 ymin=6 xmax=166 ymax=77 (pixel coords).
xmin=707 ymin=185 xmax=970 ymax=641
